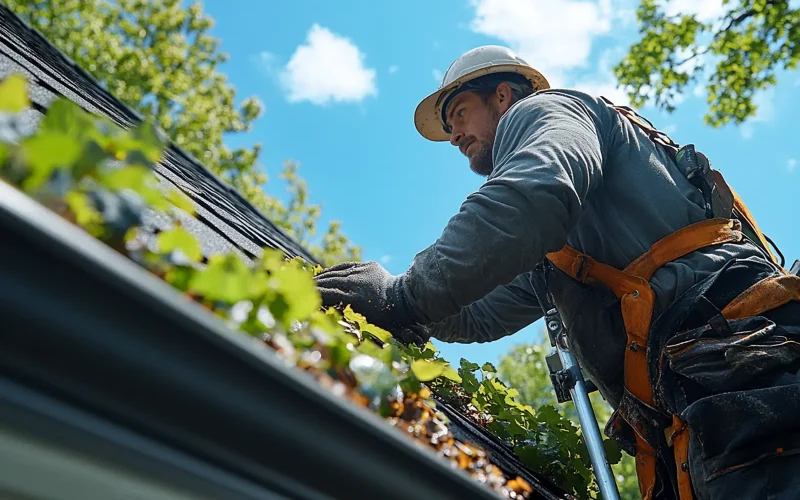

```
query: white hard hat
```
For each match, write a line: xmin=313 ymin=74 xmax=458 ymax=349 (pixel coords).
xmin=414 ymin=45 xmax=549 ymax=142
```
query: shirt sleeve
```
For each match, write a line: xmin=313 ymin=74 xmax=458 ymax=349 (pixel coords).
xmin=401 ymin=90 xmax=606 ymax=325
xmin=426 ymin=272 xmax=543 ymax=343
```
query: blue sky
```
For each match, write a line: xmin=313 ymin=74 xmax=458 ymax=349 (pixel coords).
xmin=201 ymin=0 xmax=798 ymax=368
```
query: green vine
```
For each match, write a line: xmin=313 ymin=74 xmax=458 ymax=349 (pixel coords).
xmin=0 ymin=74 xmax=621 ymax=499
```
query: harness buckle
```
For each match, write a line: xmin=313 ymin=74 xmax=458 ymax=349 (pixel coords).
xmin=575 ymin=255 xmax=591 ymax=282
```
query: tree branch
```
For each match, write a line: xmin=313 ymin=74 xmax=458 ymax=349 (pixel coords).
xmin=673 ymin=45 xmax=713 ymax=67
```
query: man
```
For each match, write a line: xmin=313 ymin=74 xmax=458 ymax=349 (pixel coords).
xmin=314 ymin=45 xmax=800 ymax=500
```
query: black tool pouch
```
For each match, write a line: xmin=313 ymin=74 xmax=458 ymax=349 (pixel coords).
xmin=675 ymin=144 xmax=734 ymax=219
xmin=646 ymin=255 xmax=800 ymax=498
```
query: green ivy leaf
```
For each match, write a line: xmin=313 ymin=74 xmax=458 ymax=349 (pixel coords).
xmin=460 ymin=358 xmax=480 ymax=372
xmin=441 ymin=364 xmax=462 ymax=383
xmin=72 ymin=140 xmax=111 ymax=180
xmin=482 ymin=362 xmax=497 ymax=373
xmin=459 ymin=368 xmax=480 ymax=394
xmin=100 ymin=164 xmax=151 ymax=191
xmin=514 ymin=445 xmax=546 ymax=470
xmin=40 ymin=99 xmax=93 ymax=139
xmin=343 ymin=303 xmax=367 ymax=326
xmin=188 ymin=253 xmax=252 ymax=303
xmin=0 ymin=143 xmax=9 ymax=168
xmin=21 ymin=133 xmax=82 ymax=191
xmin=362 ymin=325 xmax=392 ymax=344
xmin=157 ymin=226 xmax=202 ymax=262
xmin=507 ymin=418 xmax=530 ymax=439
xmin=536 ymin=404 xmax=562 ymax=428
xmin=487 ymin=420 xmax=511 ymax=440
xmin=164 ymin=265 xmax=195 ymax=292
xmin=167 ymin=189 xmax=196 ymax=214
xmin=603 ymin=437 xmax=623 ymax=465
xmin=0 ymin=74 xmax=30 ymax=113
xmin=339 ymin=303 xmax=392 ymax=343
xmin=410 ymin=358 xmax=448 ymax=382
xmin=356 ymin=338 xmax=394 ymax=367
xmin=65 ymin=190 xmax=104 ymax=236
xmin=271 ymin=264 xmax=321 ymax=323
xmin=403 ymin=342 xmax=436 ymax=360
xmin=129 ymin=120 xmax=165 ymax=163
xmin=99 ymin=164 xmax=170 ymax=211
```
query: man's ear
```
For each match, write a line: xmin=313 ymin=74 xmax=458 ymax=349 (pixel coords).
xmin=494 ymin=82 xmax=515 ymax=114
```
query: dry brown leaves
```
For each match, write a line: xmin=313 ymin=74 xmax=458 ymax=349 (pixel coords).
xmin=262 ymin=333 xmax=536 ymax=499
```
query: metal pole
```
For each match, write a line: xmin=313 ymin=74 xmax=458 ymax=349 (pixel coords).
xmin=531 ymin=264 xmax=620 ymax=500
xmin=551 ymin=314 xmax=620 ymax=500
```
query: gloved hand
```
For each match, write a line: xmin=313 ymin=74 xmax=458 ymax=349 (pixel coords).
xmin=314 ymin=261 xmax=423 ymax=340
xmin=394 ymin=324 xmax=432 ymax=346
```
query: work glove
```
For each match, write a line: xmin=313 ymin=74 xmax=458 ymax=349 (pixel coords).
xmin=314 ymin=261 xmax=429 ymax=345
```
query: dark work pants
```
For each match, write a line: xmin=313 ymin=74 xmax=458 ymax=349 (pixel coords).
xmin=648 ymin=256 xmax=800 ymax=500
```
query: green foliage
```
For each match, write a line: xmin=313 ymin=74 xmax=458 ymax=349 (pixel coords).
xmin=0 ymin=74 xmax=29 ymax=112
xmin=157 ymin=226 xmax=203 ymax=263
xmin=0 ymin=76 xmax=613 ymax=499
xmin=410 ymin=358 xmax=449 ymax=381
xmin=451 ymin=357 xmax=607 ymax=497
xmin=8 ymin=0 xmax=360 ymax=265
xmin=614 ymin=0 xmax=800 ymax=127
xmin=499 ymin=340 xmax=641 ymax=500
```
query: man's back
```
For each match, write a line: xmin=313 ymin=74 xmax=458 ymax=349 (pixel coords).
xmin=498 ymin=89 xmax=776 ymax=317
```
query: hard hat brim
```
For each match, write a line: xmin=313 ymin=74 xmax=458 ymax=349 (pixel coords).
xmin=413 ymin=64 xmax=550 ymax=142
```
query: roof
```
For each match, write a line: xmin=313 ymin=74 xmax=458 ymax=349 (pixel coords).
xmin=0 ymin=5 xmax=570 ymax=499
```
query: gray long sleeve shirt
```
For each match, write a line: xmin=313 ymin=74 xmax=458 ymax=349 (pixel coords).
xmin=400 ymin=89 xmax=774 ymax=405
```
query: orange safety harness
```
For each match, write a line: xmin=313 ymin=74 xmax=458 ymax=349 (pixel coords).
xmin=544 ymin=100 xmax=800 ymax=500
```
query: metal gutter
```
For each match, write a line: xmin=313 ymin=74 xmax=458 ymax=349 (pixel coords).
xmin=0 ymin=180 xmax=503 ymax=500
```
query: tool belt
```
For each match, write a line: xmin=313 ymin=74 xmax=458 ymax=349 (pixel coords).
xmin=543 ymin=100 xmax=800 ymax=500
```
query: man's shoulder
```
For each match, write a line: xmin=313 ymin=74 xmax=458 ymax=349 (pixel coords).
xmin=496 ymin=89 xmax=615 ymax=142
xmin=500 ymin=88 xmax=612 ymax=130
xmin=514 ymin=88 xmax=608 ymax=111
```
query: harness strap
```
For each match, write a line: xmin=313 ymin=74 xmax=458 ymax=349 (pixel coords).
xmin=728 ymin=183 xmax=784 ymax=269
xmin=604 ymin=95 xmax=784 ymax=269
xmin=546 ymin=218 xmax=745 ymax=500
xmin=667 ymin=416 xmax=693 ymax=500
xmin=722 ymin=274 xmax=800 ymax=319
xmin=624 ymin=219 xmax=743 ymax=280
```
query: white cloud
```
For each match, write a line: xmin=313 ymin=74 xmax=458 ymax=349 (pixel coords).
xmin=788 ymin=158 xmax=797 ymax=174
xmin=468 ymin=0 xmax=613 ymax=87
xmin=388 ymin=65 xmax=399 ymax=74
xmin=662 ymin=0 xmax=728 ymax=22
xmin=739 ymin=88 xmax=776 ymax=139
xmin=380 ymin=255 xmax=393 ymax=265
xmin=433 ymin=68 xmax=443 ymax=83
xmin=280 ymin=24 xmax=377 ymax=105
xmin=611 ymin=0 xmax=639 ymax=27
xmin=615 ymin=9 xmax=637 ymax=27
xmin=571 ymin=49 xmax=632 ymax=106
xmin=252 ymin=51 xmax=277 ymax=75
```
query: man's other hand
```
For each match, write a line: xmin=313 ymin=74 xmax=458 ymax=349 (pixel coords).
xmin=314 ymin=261 xmax=419 ymax=334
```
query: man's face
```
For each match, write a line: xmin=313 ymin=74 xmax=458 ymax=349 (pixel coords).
xmin=445 ymin=89 xmax=503 ymax=177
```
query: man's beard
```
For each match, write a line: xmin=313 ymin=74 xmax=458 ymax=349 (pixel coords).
xmin=468 ymin=103 xmax=500 ymax=177
xmin=469 ymin=141 xmax=494 ymax=176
